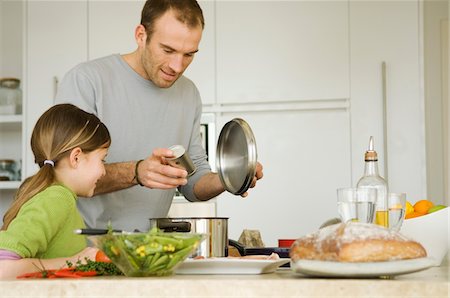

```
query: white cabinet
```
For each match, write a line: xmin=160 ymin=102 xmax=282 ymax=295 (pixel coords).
xmin=25 ymin=1 xmax=88 ymax=177
xmin=0 ymin=0 xmax=24 ymax=193
xmin=215 ymin=1 xmax=349 ymax=104
xmin=349 ymin=1 xmax=425 ymax=201
xmin=88 ymin=1 xmax=143 ymax=60
xmin=182 ymin=0 xmax=216 ymax=104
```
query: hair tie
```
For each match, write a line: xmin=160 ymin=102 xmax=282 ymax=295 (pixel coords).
xmin=43 ymin=160 xmax=55 ymax=167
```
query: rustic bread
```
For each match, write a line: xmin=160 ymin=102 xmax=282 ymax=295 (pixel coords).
xmin=290 ymin=222 xmax=426 ymax=262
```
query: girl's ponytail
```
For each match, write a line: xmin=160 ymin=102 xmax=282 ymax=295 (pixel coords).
xmin=2 ymin=165 xmax=55 ymax=230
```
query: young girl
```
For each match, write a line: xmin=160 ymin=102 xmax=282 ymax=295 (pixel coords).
xmin=0 ymin=103 xmax=111 ymax=279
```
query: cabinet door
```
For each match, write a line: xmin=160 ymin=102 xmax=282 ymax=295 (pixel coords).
xmin=182 ymin=0 xmax=215 ymax=105
xmin=25 ymin=1 xmax=87 ymax=177
xmin=88 ymin=0 xmax=143 ymax=60
xmin=349 ymin=1 xmax=425 ymax=201
xmin=215 ymin=1 xmax=349 ymax=103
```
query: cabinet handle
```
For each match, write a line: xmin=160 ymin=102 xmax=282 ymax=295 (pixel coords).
xmin=53 ymin=76 xmax=59 ymax=100
xmin=382 ymin=61 xmax=389 ymax=182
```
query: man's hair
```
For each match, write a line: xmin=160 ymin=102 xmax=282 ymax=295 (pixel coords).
xmin=140 ymin=0 xmax=204 ymax=41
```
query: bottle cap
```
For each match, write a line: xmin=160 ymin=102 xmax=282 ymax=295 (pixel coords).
xmin=364 ymin=136 xmax=378 ymax=161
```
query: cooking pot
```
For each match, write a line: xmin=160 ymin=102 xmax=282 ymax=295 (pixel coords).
xmin=149 ymin=217 xmax=229 ymax=258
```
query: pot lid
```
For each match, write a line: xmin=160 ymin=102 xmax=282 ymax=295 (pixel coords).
xmin=216 ymin=118 xmax=257 ymax=195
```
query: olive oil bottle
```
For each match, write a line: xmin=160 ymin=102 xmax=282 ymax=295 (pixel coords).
xmin=357 ymin=136 xmax=388 ymax=227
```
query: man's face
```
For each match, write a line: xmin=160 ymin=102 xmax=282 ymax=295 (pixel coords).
xmin=140 ymin=11 xmax=203 ymax=88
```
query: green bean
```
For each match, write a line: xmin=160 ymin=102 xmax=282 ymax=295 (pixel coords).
xmin=151 ymin=235 xmax=183 ymax=247
xmin=150 ymin=252 xmax=160 ymax=267
xmin=143 ymin=255 xmax=153 ymax=268
xmin=148 ymin=264 xmax=167 ymax=273
xmin=126 ymin=254 xmax=140 ymax=269
xmin=150 ymin=254 xmax=169 ymax=269
xmin=173 ymin=244 xmax=195 ymax=258
xmin=124 ymin=239 xmax=135 ymax=249
xmin=166 ymin=255 xmax=181 ymax=269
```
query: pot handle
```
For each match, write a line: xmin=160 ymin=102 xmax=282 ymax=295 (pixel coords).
xmin=157 ymin=220 xmax=191 ymax=232
xmin=228 ymin=239 xmax=246 ymax=256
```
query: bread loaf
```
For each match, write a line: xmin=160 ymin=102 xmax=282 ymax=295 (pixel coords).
xmin=290 ymin=222 xmax=426 ymax=262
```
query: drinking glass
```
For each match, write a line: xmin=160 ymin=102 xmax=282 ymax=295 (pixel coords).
xmin=337 ymin=188 xmax=377 ymax=223
xmin=388 ymin=193 xmax=406 ymax=231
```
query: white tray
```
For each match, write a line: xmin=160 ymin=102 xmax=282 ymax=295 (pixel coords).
xmin=291 ymin=257 xmax=435 ymax=277
xmin=176 ymin=258 xmax=290 ymax=275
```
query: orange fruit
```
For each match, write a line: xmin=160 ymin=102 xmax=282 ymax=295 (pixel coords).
xmin=405 ymin=211 xmax=423 ymax=219
xmin=413 ymin=200 xmax=434 ymax=214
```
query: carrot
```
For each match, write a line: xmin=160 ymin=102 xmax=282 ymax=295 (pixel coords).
xmin=53 ymin=270 xmax=82 ymax=278
xmin=17 ymin=271 xmax=45 ymax=279
xmin=75 ymin=271 xmax=97 ymax=277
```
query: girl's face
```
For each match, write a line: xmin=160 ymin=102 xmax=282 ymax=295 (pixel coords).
xmin=76 ymin=148 xmax=108 ymax=197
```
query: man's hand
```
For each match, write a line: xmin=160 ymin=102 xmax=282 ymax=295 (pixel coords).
xmin=240 ymin=162 xmax=264 ymax=198
xmin=136 ymin=148 xmax=188 ymax=189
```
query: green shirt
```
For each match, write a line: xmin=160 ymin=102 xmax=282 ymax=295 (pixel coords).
xmin=0 ymin=184 xmax=87 ymax=258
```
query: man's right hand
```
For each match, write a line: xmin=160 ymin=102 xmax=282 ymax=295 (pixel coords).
xmin=136 ymin=148 xmax=188 ymax=189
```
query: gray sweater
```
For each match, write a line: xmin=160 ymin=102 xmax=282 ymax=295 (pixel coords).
xmin=55 ymin=54 xmax=211 ymax=231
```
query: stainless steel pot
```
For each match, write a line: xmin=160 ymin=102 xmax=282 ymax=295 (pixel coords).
xmin=149 ymin=217 xmax=229 ymax=258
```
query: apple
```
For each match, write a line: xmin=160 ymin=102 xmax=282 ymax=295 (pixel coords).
xmin=427 ymin=205 xmax=447 ymax=214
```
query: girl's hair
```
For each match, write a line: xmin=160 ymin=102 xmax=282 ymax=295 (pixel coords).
xmin=1 ymin=104 xmax=111 ymax=230
xmin=140 ymin=0 xmax=204 ymax=41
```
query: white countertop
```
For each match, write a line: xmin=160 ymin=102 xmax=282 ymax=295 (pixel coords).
xmin=1 ymin=263 xmax=448 ymax=298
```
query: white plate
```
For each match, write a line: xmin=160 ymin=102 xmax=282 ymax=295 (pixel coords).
xmin=291 ymin=257 xmax=435 ymax=277
xmin=175 ymin=258 xmax=290 ymax=275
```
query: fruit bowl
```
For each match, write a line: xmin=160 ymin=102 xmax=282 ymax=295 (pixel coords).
xmin=89 ymin=228 xmax=205 ymax=277
xmin=400 ymin=206 xmax=449 ymax=266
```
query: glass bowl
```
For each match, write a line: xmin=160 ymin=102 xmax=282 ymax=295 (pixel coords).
xmin=89 ymin=228 xmax=205 ymax=277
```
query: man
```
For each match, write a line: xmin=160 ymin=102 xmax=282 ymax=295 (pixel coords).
xmin=55 ymin=0 xmax=263 ymax=232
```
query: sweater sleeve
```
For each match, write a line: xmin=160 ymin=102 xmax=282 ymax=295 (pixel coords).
xmin=0 ymin=188 xmax=76 ymax=258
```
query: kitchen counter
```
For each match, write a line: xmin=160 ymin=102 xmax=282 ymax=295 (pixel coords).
xmin=1 ymin=263 xmax=448 ymax=298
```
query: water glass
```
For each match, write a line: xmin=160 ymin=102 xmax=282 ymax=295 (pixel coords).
xmin=388 ymin=193 xmax=406 ymax=231
xmin=337 ymin=188 xmax=377 ymax=223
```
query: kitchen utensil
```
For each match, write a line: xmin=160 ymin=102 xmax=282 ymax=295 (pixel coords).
xmin=228 ymin=239 xmax=290 ymax=259
xmin=216 ymin=118 xmax=257 ymax=195
xmin=167 ymin=145 xmax=196 ymax=176
xmin=149 ymin=217 xmax=229 ymax=258
xmin=73 ymin=228 xmax=124 ymax=235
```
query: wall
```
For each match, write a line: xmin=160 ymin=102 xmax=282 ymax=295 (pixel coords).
xmin=0 ymin=1 xmax=3 ymax=76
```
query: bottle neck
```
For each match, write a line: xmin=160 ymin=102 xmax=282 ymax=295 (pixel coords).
xmin=364 ymin=160 xmax=380 ymax=176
